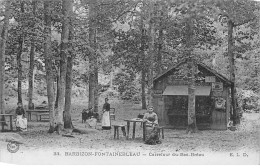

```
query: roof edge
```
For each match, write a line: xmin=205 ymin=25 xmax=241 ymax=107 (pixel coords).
xmin=153 ymin=59 xmax=233 ymax=85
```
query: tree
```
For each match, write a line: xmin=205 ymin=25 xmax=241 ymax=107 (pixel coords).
xmin=146 ymin=0 xmax=156 ymax=107
xmin=0 ymin=0 xmax=12 ymax=115
xmin=154 ymin=1 xmax=167 ymax=75
xmin=236 ymin=27 xmax=260 ymax=93
xmin=140 ymin=14 xmax=147 ymax=109
xmin=16 ymin=0 xmax=25 ymax=103
xmin=169 ymin=0 xmax=219 ymax=133
xmin=113 ymin=70 xmax=138 ymax=100
xmin=44 ymin=0 xmax=56 ymax=133
xmin=215 ymin=0 xmax=258 ymax=125
xmin=186 ymin=17 xmax=197 ymax=133
xmin=52 ymin=0 xmax=72 ymax=133
xmin=28 ymin=0 xmax=37 ymax=110
xmin=111 ymin=1 xmax=156 ymax=108
xmin=76 ymin=0 xmax=119 ymax=113
xmin=88 ymin=0 xmax=99 ymax=113
xmin=64 ymin=0 xmax=74 ymax=129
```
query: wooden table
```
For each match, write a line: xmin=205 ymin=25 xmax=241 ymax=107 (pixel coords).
xmin=124 ymin=119 xmax=147 ymax=141
xmin=26 ymin=109 xmax=49 ymax=121
xmin=0 ymin=114 xmax=14 ymax=131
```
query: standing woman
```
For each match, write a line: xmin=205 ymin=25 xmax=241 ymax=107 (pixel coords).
xmin=102 ymin=98 xmax=111 ymax=130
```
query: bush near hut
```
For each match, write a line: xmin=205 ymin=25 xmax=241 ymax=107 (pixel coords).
xmin=237 ymin=89 xmax=260 ymax=113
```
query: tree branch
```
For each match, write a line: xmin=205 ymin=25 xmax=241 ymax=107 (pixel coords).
xmin=234 ymin=16 xmax=256 ymax=27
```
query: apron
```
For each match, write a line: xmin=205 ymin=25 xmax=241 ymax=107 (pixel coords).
xmin=102 ymin=111 xmax=111 ymax=130
xmin=16 ymin=115 xmax=27 ymax=131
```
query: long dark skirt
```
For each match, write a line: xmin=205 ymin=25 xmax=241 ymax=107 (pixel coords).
xmin=145 ymin=126 xmax=161 ymax=145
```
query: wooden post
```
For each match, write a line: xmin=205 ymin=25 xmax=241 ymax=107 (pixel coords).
xmin=143 ymin=121 xmax=146 ymax=141
xmin=161 ymin=127 xmax=164 ymax=139
xmin=132 ymin=122 xmax=136 ymax=139
xmin=126 ymin=121 xmax=130 ymax=140
xmin=1 ymin=121 xmax=4 ymax=132
xmin=10 ymin=115 xmax=13 ymax=131
xmin=116 ymin=127 xmax=119 ymax=139
xmin=114 ymin=126 xmax=116 ymax=139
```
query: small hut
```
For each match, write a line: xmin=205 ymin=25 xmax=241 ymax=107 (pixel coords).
xmin=153 ymin=59 xmax=233 ymax=130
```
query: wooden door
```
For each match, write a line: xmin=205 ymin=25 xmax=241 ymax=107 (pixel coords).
xmin=211 ymin=109 xmax=227 ymax=130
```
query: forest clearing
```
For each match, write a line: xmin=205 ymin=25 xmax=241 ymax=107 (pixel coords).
xmin=1 ymin=0 xmax=260 ymax=165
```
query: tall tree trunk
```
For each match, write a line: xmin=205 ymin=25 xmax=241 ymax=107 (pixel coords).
xmin=141 ymin=68 xmax=146 ymax=109
xmin=147 ymin=0 xmax=155 ymax=107
xmin=187 ymin=59 xmax=197 ymax=133
xmin=157 ymin=27 xmax=163 ymax=75
xmin=110 ymin=65 xmax=113 ymax=88
xmin=0 ymin=0 xmax=11 ymax=114
xmin=156 ymin=2 xmax=164 ymax=75
xmin=186 ymin=17 xmax=197 ymax=133
xmin=17 ymin=1 xmax=25 ymax=103
xmin=28 ymin=0 xmax=36 ymax=110
xmin=64 ymin=51 xmax=73 ymax=128
xmin=88 ymin=0 xmax=98 ymax=112
xmin=64 ymin=50 xmax=73 ymax=129
xmin=55 ymin=74 xmax=59 ymax=108
xmin=140 ymin=16 xmax=146 ymax=109
xmin=94 ymin=64 xmax=98 ymax=112
xmin=64 ymin=0 xmax=73 ymax=129
xmin=88 ymin=62 xmax=95 ymax=110
xmin=54 ymin=0 xmax=71 ymax=133
xmin=227 ymin=20 xmax=238 ymax=125
xmin=44 ymin=0 xmax=55 ymax=133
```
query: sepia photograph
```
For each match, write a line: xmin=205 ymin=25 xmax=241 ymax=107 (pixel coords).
xmin=0 ymin=0 xmax=259 ymax=165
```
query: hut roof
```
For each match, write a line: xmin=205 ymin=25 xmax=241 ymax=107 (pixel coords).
xmin=153 ymin=59 xmax=233 ymax=85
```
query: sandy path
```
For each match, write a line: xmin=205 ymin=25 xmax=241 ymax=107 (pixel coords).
xmin=0 ymin=101 xmax=259 ymax=164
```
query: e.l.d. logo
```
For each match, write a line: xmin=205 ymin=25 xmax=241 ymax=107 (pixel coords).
xmin=7 ymin=141 xmax=19 ymax=153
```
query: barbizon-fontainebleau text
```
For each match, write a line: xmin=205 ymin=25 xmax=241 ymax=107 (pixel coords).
xmin=63 ymin=151 xmax=205 ymax=157
xmin=65 ymin=152 xmax=141 ymax=156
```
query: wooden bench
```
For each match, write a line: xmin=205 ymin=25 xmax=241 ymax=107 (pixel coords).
xmin=36 ymin=113 xmax=49 ymax=122
xmin=113 ymin=125 xmax=126 ymax=139
xmin=0 ymin=120 xmax=8 ymax=132
xmin=0 ymin=114 xmax=14 ymax=131
xmin=26 ymin=109 xmax=49 ymax=121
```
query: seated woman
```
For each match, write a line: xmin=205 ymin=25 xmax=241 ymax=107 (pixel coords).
xmin=15 ymin=102 xmax=27 ymax=131
xmin=143 ymin=106 xmax=161 ymax=145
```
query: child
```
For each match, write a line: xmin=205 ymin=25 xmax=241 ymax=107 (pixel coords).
xmin=15 ymin=102 xmax=27 ymax=131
